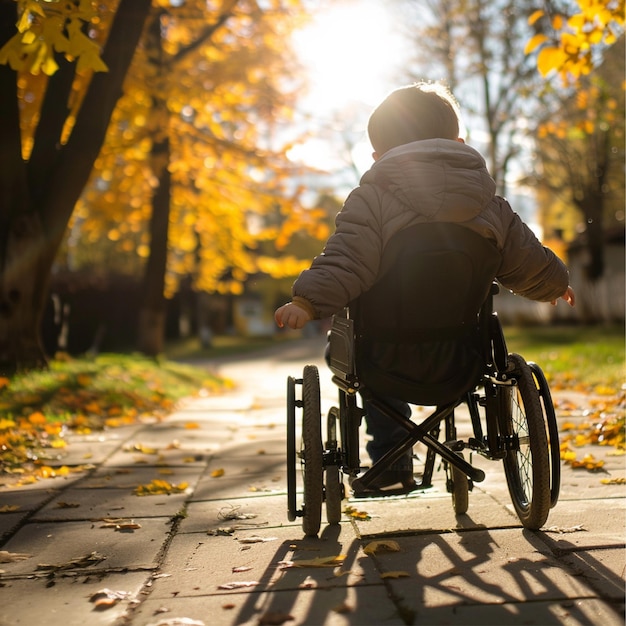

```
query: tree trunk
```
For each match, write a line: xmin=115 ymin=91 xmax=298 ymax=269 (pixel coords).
xmin=137 ymin=135 xmax=171 ymax=357
xmin=0 ymin=0 xmax=151 ymax=374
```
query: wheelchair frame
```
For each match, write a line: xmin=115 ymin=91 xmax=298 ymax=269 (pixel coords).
xmin=286 ymin=284 xmax=561 ymax=537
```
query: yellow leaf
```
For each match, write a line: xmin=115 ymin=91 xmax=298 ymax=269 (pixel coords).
xmin=525 ymin=33 xmax=548 ymax=55
xmin=184 ymin=422 xmax=200 ymax=429
xmin=537 ymin=46 xmax=567 ymax=76
xmin=364 ymin=540 xmax=401 ymax=555
xmin=381 ymin=571 xmax=410 ymax=579
xmin=528 ymin=9 xmax=544 ymax=26
xmin=291 ymin=555 xmax=346 ymax=568
xmin=211 ymin=468 xmax=225 ymax=478
xmin=28 ymin=412 xmax=47 ymax=425
xmin=0 ymin=505 xmax=20 ymax=513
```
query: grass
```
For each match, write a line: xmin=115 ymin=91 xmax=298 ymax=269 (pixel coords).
xmin=503 ymin=324 xmax=624 ymax=391
xmin=0 ymin=353 xmax=225 ymax=475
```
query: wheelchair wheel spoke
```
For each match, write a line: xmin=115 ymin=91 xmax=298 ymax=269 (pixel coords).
xmin=501 ymin=354 xmax=551 ymax=530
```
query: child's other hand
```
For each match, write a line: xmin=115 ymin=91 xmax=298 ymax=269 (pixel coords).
xmin=551 ymin=286 xmax=575 ymax=307
xmin=274 ymin=302 xmax=312 ymax=329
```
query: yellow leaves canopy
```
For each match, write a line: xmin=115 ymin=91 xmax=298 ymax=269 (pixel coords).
xmin=528 ymin=2 xmax=625 ymax=83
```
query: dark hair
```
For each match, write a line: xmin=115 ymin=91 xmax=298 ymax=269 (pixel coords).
xmin=367 ymin=82 xmax=460 ymax=155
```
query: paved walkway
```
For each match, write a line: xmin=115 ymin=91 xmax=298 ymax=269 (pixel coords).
xmin=0 ymin=336 xmax=624 ymax=626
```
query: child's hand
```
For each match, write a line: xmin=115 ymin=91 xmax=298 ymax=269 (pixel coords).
xmin=274 ymin=302 xmax=312 ymax=329
xmin=551 ymin=286 xmax=575 ymax=307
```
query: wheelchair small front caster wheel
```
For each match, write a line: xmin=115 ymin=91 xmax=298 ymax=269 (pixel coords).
xmin=450 ymin=454 xmax=469 ymax=515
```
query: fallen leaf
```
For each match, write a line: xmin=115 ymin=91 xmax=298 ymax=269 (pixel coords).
xmin=134 ymin=479 xmax=189 ymax=496
xmin=0 ymin=550 xmax=32 ymax=563
xmin=36 ymin=551 xmax=107 ymax=571
xmin=218 ymin=505 xmax=257 ymax=521
xmin=211 ymin=468 xmax=225 ymax=478
xmin=601 ymin=477 xmax=626 ymax=484
xmin=232 ymin=566 xmax=252 ymax=573
xmin=184 ymin=422 xmax=200 ymax=429
xmin=89 ymin=588 xmax=131 ymax=609
xmin=343 ymin=505 xmax=371 ymax=520
xmin=281 ymin=555 xmax=346 ymax=568
xmin=364 ymin=540 xmax=401 ymax=555
xmin=55 ymin=501 xmax=80 ymax=509
xmin=380 ymin=571 xmax=410 ymax=579
xmin=237 ymin=536 xmax=277 ymax=544
xmin=0 ymin=505 xmax=20 ymax=513
xmin=217 ymin=581 xmax=259 ymax=590
xmin=207 ymin=527 xmax=235 ymax=536
xmin=545 ymin=525 xmax=587 ymax=534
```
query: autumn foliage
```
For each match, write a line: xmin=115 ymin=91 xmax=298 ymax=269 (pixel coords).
xmin=526 ymin=1 xmax=624 ymax=83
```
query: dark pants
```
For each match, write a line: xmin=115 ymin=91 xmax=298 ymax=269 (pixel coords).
xmin=363 ymin=396 xmax=413 ymax=470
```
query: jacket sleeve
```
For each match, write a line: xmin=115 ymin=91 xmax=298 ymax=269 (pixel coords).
xmin=292 ymin=185 xmax=384 ymax=319
xmin=495 ymin=198 xmax=569 ymax=302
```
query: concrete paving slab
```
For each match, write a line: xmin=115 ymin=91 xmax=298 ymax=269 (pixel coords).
xmin=362 ymin=528 xmax=603 ymax=608
xmin=559 ymin=547 xmax=626 ymax=601
xmin=0 ymin=571 xmax=149 ymax=626
xmin=411 ymin=597 xmax=624 ymax=626
xmin=145 ymin=523 xmax=376 ymax=601
xmin=538 ymin=497 xmax=626 ymax=547
xmin=192 ymin=473 xmax=286 ymax=502
xmin=77 ymin=465 xmax=205 ymax=491
xmin=129 ymin=583 xmax=406 ymax=626
xmin=52 ymin=427 xmax=141 ymax=466
xmin=31 ymin=487 xmax=189 ymax=521
xmin=347 ymin=489 xmax=520 ymax=537
xmin=178 ymin=493 xmax=301 ymax=534
xmin=0 ymin=517 xmax=170 ymax=576
xmin=0 ymin=486 xmax=61 ymax=512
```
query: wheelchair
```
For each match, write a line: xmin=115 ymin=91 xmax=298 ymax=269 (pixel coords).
xmin=286 ymin=223 xmax=561 ymax=537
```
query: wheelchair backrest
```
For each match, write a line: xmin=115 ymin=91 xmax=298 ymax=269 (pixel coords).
xmin=349 ymin=222 xmax=502 ymax=405
xmin=354 ymin=222 xmax=501 ymax=340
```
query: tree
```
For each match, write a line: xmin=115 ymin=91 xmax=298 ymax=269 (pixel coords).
xmin=0 ymin=0 xmax=151 ymax=375
xmin=65 ymin=0 xmax=319 ymax=356
xmin=399 ymin=0 xmax=542 ymax=196
xmin=531 ymin=37 xmax=625 ymax=280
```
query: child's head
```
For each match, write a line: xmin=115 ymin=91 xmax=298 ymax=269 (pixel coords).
xmin=367 ymin=82 xmax=461 ymax=156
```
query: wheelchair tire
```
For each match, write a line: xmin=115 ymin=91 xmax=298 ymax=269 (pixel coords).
xmin=325 ymin=407 xmax=343 ymax=524
xmin=301 ymin=365 xmax=323 ymax=537
xmin=501 ymin=354 xmax=551 ymax=530
xmin=286 ymin=376 xmax=297 ymax=522
xmin=450 ymin=455 xmax=469 ymax=515
xmin=528 ymin=362 xmax=561 ymax=508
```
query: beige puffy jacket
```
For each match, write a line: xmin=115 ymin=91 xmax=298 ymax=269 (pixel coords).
xmin=293 ymin=139 xmax=569 ymax=320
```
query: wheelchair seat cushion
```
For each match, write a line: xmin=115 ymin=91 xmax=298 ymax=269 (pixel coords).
xmin=353 ymin=222 xmax=502 ymax=405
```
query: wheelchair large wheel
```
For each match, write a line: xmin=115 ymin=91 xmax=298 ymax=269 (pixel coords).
xmin=301 ymin=365 xmax=323 ymax=536
xmin=529 ymin=362 xmax=561 ymax=508
xmin=500 ymin=354 xmax=551 ymax=530
xmin=286 ymin=376 xmax=298 ymax=522
xmin=325 ymin=407 xmax=343 ymax=524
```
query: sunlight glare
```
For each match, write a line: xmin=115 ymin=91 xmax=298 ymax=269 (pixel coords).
xmin=293 ymin=2 xmax=406 ymax=111
xmin=289 ymin=1 xmax=407 ymax=174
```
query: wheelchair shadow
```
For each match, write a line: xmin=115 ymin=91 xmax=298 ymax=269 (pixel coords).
xmin=233 ymin=523 xmax=367 ymax=625
xmin=233 ymin=516 xmax=624 ymax=625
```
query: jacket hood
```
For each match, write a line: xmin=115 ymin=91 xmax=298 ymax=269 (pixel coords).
xmin=360 ymin=139 xmax=496 ymax=221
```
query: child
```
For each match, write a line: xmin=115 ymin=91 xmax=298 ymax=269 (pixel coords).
xmin=275 ymin=82 xmax=575 ymax=489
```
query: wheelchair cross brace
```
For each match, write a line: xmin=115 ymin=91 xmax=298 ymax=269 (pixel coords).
xmin=350 ymin=391 xmax=486 ymax=495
